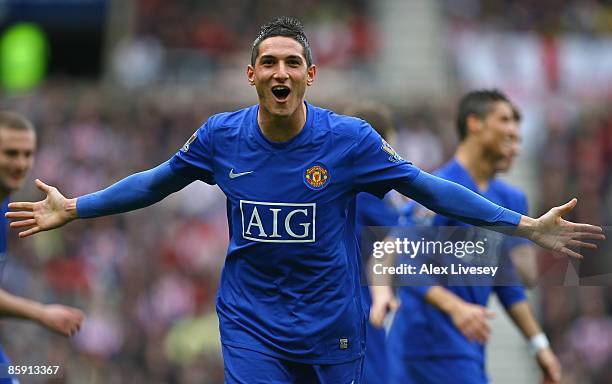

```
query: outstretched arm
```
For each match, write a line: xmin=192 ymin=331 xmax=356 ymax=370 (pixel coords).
xmin=0 ymin=288 xmax=83 ymax=337
xmin=393 ymin=170 xmax=604 ymax=259
xmin=6 ymin=160 xmax=197 ymax=237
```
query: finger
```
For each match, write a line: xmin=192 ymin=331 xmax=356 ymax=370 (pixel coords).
xmin=461 ymin=322 xmax=476 ymax=341
xmin=466 ymin=326 xmax=485 ymax=343
xmin=370 ymin=314 xmax=383 ymax=328
xmin=555 ymin=198 xmax=577 ymax=216
xmin=567 ymin=240 xmax=597 ymax=249
xmin=7 ymin=202 xmax=35 ymax=211
xmin=475 ymin=327 xmax=490 ymax=344
xmin=10 ymin=219 xmax=36 ymax=228
xmin=560 ymin=247 xmax=582 ymax=259
xmin=571 ymin=232 xmax=606 ymax=240
xmin=373 ymin=307 xmax=386 ymax=328
xmin=484 ymin=309 xmax=496 ymax=319
xmin=389 ymin=298 xmax=400 ymax=312
xmin=471 ymin=320 xmax=490 ymax=344
xmin=369 ymin=306 xmax=384 ymax=328
xmin=35 ymin=179 xmax=53 ymax=194
xmin=462 ymin=328 xmax=475 ymax=342
xmin=19 ymin=226 xmax=40 ymax=238
xmin=75 ymin=310 xmax=84 ymax=322
xmin=544 ymin=364 xmax=561 ymax=383
xmin=565 ymin=221 xmax=604 ymax=234
xmin=550 ymin=367 xmax=561 ymax=382
xmin=5 ymin=211 xmax=34 ymax=219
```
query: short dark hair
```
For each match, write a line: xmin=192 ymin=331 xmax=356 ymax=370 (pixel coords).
xmin=344 ymin=102 xmax=395 ymax=141
xmin=0 ymin=111 xmax=35 ymax=133
xmin=251 ymin=16 xmax=313 ymax=67
xmin=511 ymin=104 xmax=522 ymax=123
xmin=456 ymin=89 xmax=511 ymax=141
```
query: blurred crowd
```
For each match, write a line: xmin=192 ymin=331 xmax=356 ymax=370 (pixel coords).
xmin=443 ymin=0 xmax=612 ymax=35
xmin=115 ymin=0 xmax=377 ymax=87
xmin=537 ymin=105 xmax=612 ymax=384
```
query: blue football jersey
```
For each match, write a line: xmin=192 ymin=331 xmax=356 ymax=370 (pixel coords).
xmin=169 ymin=102 xmax=419 ymax=364
xmin=389 ymin=158 xmax=529 ymax=362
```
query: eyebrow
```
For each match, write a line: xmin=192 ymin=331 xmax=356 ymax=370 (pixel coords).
xmin=259 ymin=54 xmax=303 ymax=62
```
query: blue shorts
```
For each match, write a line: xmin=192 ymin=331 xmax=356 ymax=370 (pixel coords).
xmin=222 ymin=344 xmax=363 ymax=384
xmin=388 ymin=356 xmax=488 ymax=384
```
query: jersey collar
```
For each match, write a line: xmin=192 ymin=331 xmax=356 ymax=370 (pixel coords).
xmin=250 ymin=101 xmax=315 ymax=151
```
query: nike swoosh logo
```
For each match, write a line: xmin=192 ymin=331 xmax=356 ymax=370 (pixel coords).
xmin=229 ymin=169 xmax=253 ymax=179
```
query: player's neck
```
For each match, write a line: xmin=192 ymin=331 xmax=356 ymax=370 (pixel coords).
xmin=455 ymin=144 xmax=495 ymax=191
xmin=257 ymin=103 xmax=307 ymax=143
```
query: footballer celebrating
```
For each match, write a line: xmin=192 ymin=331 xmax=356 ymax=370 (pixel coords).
xmin=6 ymin=18 xmax=603 ymax=383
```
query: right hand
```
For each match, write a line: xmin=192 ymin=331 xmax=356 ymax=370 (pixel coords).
xmin=5 ymin=179 xmax=77 ymax=238
xmin=449 ymin=301 xmax=495 ymax=344
xmin=369 ymin=285 xmax=399 ymax=328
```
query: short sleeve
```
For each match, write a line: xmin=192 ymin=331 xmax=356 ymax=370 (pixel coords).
xmin=169 ymin=122 xmax=216 ymax=185
xmin=352 ymin=122 xmax=420 ymax=198
xmin=494 ymin=285 xmax=527 ymax=309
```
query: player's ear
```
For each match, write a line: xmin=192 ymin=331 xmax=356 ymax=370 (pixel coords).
xmin=306 ymin=65 xmax=316 ymax=86
xmin=247 ymin=65 xmax=255 ymax=86
xmin=466 ymin=114 xmax=483 ymax=136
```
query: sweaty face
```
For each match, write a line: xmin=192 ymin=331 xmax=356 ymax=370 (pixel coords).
xmin=479 ymin=102 xmax=521 ymax=172
xmin=247 ymin=36 xmax=315 ymax=118
xmin=0 ymin=128 xmax=36 ymax=194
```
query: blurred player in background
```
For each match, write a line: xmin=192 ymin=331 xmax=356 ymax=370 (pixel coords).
xmin=345 ymin=102 xmax=400 ymax=384
xmin=370 ymin=90 xmax=562 ymax=383
xmin=5 ymin=18 xmax=602 ymax=383
xmin=0 ymin=112 xmax=83 ymax=384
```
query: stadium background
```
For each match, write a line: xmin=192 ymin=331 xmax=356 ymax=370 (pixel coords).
xmin=0 ymin=0 xmax=610 ymax=383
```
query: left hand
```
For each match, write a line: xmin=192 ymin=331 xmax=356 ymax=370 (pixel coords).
xmin=536 ymin=347 xmax=561 ymax=383
xmin=38 ymin=304 xmax=84 ymax=337
xmin=369 ymin=285 xmax=399 ymax=328
xmin=521 ymin=198 xmax=605 ymax=259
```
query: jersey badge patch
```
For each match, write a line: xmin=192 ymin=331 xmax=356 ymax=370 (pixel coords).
xmin=304 ymin=163 xmax=330 ymax=190
xmin=180 ymin=130 xmax=198 ymax=152
xmin=381 ymin=139 xmax=403 ymax=163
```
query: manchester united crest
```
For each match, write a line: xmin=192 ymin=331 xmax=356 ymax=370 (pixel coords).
xmin=304 ymin=163 xmax=330 ymax=190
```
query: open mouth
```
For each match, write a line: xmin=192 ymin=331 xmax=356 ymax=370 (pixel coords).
xmin=271 ymin=86 xmax=291 ymax=101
